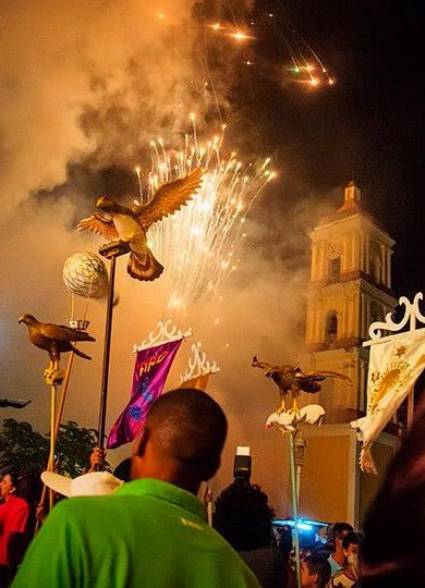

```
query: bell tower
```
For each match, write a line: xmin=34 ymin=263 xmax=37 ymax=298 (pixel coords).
xmin=305 ymin=181 xmax=397 ymax=419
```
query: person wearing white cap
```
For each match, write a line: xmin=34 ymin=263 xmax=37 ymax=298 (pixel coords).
xmin=40 ymin=471 xmax=123 ymax=498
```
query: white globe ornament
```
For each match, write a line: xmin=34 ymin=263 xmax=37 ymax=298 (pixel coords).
xmin=63 ymin=252 xmax=108 ymax=299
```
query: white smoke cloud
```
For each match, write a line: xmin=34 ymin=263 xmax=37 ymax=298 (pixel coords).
xmin=0 ymin=0 xmax=234 ymax=215
xmin=0 ymin=0 xmax=338 ymax=511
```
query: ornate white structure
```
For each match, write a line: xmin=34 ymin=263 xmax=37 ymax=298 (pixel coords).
xmin=366 ymin=291 xmax=425 ymax=342
xmin=266 ymin=404 xmax=325 ymax=432
xmin=180 ymin=342 xmax=220 ymax=385
xmin=305 ymin=181 xmax=397 ymax=418
xmin=133 ymin=320 xmax=192 ymax=352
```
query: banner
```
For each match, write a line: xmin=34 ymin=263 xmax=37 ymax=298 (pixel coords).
xmin=107 ymin=338 xmax=183 ymax=449
xmin=351 ymin=330 xmax=425 ymax=473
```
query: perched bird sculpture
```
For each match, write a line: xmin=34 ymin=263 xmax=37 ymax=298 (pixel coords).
xmin=77 ymin=168 xmax=204 ymax=281
xmin=251 ymin=355 xmax=351 ymax=413
xmin=0 ymin=398 xmax=31 ymax=409
xmin=18 ymin=314 xmax=95 ymax=363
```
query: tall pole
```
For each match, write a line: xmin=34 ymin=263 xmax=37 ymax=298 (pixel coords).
xmin=48 ymin=382 xmax=57 ymax=511
xmin=97 ymin=240 xmax=129 ymax=453
xmin=97 ymin=254 xmax=117 ymax=450
xmin=42 ymin=359 xmax=64 ymax=513
xmin=37 ymin=352 xmax=76 ymax=528
xmin=289 ymin=431 xmax=301 ymax=588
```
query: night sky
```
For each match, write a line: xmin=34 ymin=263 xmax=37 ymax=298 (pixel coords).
xmin=29 ymin=1 xmax=425 ymax=300
xmin=237 ymin=0 xmax=424 ymax=298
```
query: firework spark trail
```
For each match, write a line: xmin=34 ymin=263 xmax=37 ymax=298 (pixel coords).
xmin=135 ymin=125 xmax=274 ymax=313
xmin=204 ymin=7 xmax=336 ymax=88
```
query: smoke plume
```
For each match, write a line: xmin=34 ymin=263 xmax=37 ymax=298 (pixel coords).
xmin=0 ymin=0 xmax=337 ymax=511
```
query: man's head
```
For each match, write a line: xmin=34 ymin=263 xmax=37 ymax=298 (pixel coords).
xmin=132 ymin=388 xmax=227 ymax=494
xmin=333 ymin=522 xmax=354 ymax=541
xmin=332 ymin=522 xmax=354 ymax=554
xmin=214 ymin=479 xmax=274 ymax=551
xmin=301 ymin=557 xmax=331 ymax=588
xmin=342 ymin=531 xmax=360 ymax=570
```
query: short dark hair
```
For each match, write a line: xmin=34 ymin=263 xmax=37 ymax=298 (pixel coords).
xmin=142 ymin=388 xmax=227 ymax=480
xmin=2 ymin=469 xmax=22 ymax=494
xmin=214 ymin=479 xmax=274 ymax=550
xmin=113 ymin=458 xmax=132 ymax=482
xmin=333 ymin=522 xmax=354 ymax=540
xmin=342 ymin=531 xmax=360 ymax=550
xmin=305 ymin=557 xmax=331 ymax=587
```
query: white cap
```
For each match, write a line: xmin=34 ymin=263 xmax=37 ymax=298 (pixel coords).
xmin=41 ymin=471 xmax=123 ymax=497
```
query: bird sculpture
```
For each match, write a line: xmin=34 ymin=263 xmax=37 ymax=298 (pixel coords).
xmin=77 ymin=168 xmax=204 ymax=281
xmin=0 ymin=398 xmax=31 ymax=409
xmin=19 ymin=314 xmax=95 ymax=364
xmin=251 ymin=355 xmax=351 ymax=413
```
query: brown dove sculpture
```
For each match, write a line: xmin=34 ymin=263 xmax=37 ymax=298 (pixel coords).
xmin=18 ymin=314 xmax=95 ymax=361
xmin=77 ymin=168 xmax=203 ymax=281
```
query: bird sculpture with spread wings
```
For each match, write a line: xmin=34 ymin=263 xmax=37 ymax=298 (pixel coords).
xmin=251 ymin=355 xmax=351 ymax=413
xmin=19 ymin=314 xmax=95 ymax=363
xmin=77 ymin=168 xmax=204 ymax=281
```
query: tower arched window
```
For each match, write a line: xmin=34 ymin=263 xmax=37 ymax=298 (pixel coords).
xmin=370 ymin=300 xmax=382 ymax=325
xmin=328 ymin=257 xmax=341 ymax=282
xmin=370 ymin=243 xmax=382 ymax=284
xmin=325 ymin=310 xmax=338 ymax=347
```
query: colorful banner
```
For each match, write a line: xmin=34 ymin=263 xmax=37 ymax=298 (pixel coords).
xmin=351 ymin=330 xmax=425 ymax=473
xmin=107 ymin=338 xmax=183 ymax=449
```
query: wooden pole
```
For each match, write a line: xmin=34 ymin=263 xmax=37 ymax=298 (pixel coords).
xmin=37 ymin=352 xmax=76 ymax=523
xmin=48 ymin=382 xmax=57 ymax=511
xmin=40 ymin=358 xmax=64 ymax=515
xmin=53 ymin=352 xmax=75 ymax=448
xmin=289 ymin=431 xmax=301 ymax=588
xmin=97 ymin=254 xmax=117 ymax=451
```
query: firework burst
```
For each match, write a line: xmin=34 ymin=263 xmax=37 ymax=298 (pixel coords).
xmin=134 ymin=123 xmax=275 ymax=313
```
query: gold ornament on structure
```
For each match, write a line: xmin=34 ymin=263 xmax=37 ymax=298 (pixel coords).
xmin=369 ymin=359 xmax=409 ymax=411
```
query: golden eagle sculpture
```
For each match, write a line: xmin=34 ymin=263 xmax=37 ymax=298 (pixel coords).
xmin=77 ymin=168 xmax=203 ymax=281
xmin=19 ymin=314 xmax=95 ymax=362
xmin=251 ymin=355 xmax=351 ymax=413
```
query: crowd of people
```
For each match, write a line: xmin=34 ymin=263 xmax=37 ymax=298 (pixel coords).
xmin=0 ymin=386 xmax=423 ymax=586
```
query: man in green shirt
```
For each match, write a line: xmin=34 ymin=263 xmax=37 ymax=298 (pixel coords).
xmin=13 ymin=389 xmax=260 ymax=588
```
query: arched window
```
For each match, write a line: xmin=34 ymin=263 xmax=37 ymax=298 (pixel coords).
xmin=372 ymin=255 xmax=381 ymax=283
xmin=328 ymin=257 xmax=341 ymax=281
xmin=370 ymin=300 xmax=382 ymax=325
xmin=325 ymin=310 xmax=338 ymax=346
xmin=370 ymin=242 xmax=382 ymax=284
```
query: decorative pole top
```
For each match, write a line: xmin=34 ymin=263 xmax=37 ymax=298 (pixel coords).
xmin=133 ymin=319 xmax=192 ymax=352
xmin=364 ymin=292 xmax=425 ymax=346
xmin=180 ymin=342 xmax=220 ymax=384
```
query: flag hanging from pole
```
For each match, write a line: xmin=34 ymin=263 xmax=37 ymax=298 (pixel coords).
xmin=107 ymin=338 xmax=183 ymax=449
xmin=351 ymin=330 xmax=425 ymax=473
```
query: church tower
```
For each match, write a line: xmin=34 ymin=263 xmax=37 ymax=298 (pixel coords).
xmin=305 ymin=181 xmax=397 ymax=420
